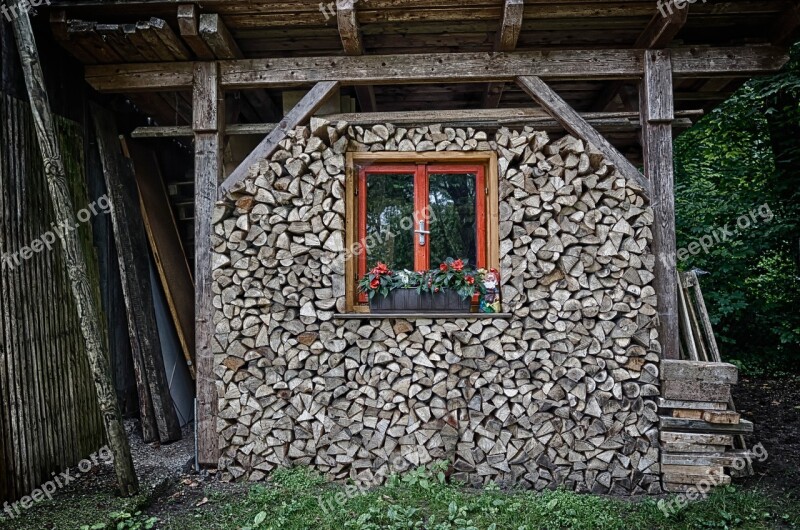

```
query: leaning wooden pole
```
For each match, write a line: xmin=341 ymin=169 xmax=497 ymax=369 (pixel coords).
xmin=9 ymin=1 xmax=138 ymax=495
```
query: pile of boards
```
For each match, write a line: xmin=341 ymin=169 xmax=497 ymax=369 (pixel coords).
xmin=658 ymin=360 xmax=753 ymax=492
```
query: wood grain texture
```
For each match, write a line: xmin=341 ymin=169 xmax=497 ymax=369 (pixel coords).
xmin=177 ymin=4 xmax=215 ymax=60
xmin=193 ymin=61 xmax=222 ymax=467
xmin=9 ymin=3 xmax=138 ymax=496
xmin=92 ymin=104 xmax=182 ymax=445
xmin=124 ymin=139 xmax=196 ymax=378
xmin=483 ymin=0 xmax=523 ymax=108
xmin=640 ymin=50 xmax=678 ymax=360
xmin=336 ymin=0 xmax=376 ymax=112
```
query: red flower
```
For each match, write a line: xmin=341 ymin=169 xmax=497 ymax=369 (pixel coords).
xmin=434 ymin=287 xmax=440 ymax=293
xmin=439 ymin=263 xmax=448 ymax=272
xmin=466 ymin=275 xmax=475 ymax=285
xmin=452 ymin=259 xmax=464 ymax=271
xmin=370 ymin=278 xmax=380 ymax=290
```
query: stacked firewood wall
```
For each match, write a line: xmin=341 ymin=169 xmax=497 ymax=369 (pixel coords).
xmin=211 ymin=122 xmax=662 ymax=494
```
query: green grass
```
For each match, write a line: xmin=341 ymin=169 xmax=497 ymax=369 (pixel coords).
xmin=3 ymin=464 xmax=798 ymax=530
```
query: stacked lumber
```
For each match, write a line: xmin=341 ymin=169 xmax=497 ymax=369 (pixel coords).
xmin=211 ymin=121 xmax=661 ymax=493
xmin=659 ymin=360 xmax=753 ymax=492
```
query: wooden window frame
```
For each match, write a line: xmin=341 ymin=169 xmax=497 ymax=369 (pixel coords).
xmin=345 ymin=151 xmax=500 ymax=313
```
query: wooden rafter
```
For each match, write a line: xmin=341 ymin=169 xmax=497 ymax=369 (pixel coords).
xmin=177 ymin=4 xmax=214 ymax=59
xmin=219 ymin=80 xmax=341 ymax=195
xmin=84 ymin=46 xmax=789 ymax=93
xmin=516 ymin=75 xmax=651 ymax=196
xmin=483 ymin=0 xmax=524 ymax=108
xmin=592 ymin=9 xmax=687 ymax=111
xmin=336 ymin=0 xmax=376 ymax=112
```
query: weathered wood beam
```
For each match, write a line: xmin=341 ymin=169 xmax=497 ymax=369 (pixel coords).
xmin=177 ymin=4 xmax=215 ymax=60
xmin=84 ymin=46 xmax=790 ymax=93
xmin=219 ymin=80 xmax=340 ymax=195
xmin=92 ymin=105 xmax=183 ymax=445
xmin=592 ymin=9 xmax=687 ymax=111
xmin=193 ymin=61 xmax=222 ymax=467
xmin=131 ymin=108 xmax=703 ymax=138
xmin=639 ymin=49 xmax=678 ymax=360
xmin=516 ymin=75 xmax=651 ymax=196
xmin=483 ymin=0 xmax=523 ymax=108
xmin=9 ymin=0 xmax=139 ymax=496
xmin=336 ymin=0 xmax=376 ymax=112
xmin=149 ymin=17 xmax=191 ymax=60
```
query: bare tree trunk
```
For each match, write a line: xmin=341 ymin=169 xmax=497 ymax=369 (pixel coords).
xmin=9 ymin=1 xmax=138 ymax=495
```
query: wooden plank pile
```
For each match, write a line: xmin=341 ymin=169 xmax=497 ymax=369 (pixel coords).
xmin=211 ymin=121 xmax=662 ymax=493
xmin=659 ymin=360 xmax=753 ymax=492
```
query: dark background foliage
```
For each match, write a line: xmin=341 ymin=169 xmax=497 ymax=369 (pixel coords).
xmin=674 ymin=42 xmax=800 ymax=372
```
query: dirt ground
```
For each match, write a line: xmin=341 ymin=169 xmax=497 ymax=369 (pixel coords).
xmin=733 ymin=374 xmax=800 ymax=496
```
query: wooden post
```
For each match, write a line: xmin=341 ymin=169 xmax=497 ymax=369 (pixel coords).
xmin=640 ymin=49 xmax=679 ymax=360
xmin=8 ymin=1 xmax=138 ymax=495
xmin=194 ymin=61 xmax=222 ymax=466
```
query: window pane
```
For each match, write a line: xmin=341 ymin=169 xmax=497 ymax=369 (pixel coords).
xmin=428 ymin=173 xmax=477 ymax=267
xmin=366 ymin=173 xmax=415 ymax=271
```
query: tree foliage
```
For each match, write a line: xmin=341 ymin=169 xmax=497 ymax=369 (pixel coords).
xmin=674 ymin=42 xmax=800 ymax=368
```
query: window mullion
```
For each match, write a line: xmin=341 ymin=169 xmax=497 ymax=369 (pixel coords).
xmin=413 ymin=163 xmax=429 ymax=271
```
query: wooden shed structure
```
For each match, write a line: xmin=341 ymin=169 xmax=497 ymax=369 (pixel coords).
xmin=1 ymin=0 xmax=798 ymax=499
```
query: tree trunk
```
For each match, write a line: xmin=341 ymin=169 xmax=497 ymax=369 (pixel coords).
xmin=9 ymin=1 xmax=138 ymax=496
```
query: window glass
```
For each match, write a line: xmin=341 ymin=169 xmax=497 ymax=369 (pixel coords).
xmin=365 ymin=173 xmax=415 ymax=271
xmin=428 ymin=172 xmax=477 ymax=267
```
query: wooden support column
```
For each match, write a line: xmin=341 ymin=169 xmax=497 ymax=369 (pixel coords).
xmin=336 ymin=0 xmax=376 ymax=112
xmin=219 ymin=80 xmax=340 ymax=195
xmin=194 ymin=61 xmax=222 ymax=466
xmin=640 ymin=49 xmax=679 ymax=360
xmin=9 ymin=0 xmax=138 ymax=496
xmin=483 ymin=0 xmax=523 ymax=108
xmin=516 ymin=75 xmax=651 ymax=196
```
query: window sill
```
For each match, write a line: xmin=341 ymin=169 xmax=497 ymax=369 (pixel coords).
xmin=334 ymin=312 xmax=513 ymax=320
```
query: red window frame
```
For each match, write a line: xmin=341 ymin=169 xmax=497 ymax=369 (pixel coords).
xmin=357 ymin=162 xmax=487 ymax=303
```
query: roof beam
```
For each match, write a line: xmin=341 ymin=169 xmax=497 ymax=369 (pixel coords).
xmin=84 ymin=46 xmax=789 ymax=93
xmin=592 ymin=9 xmax=688 ymax=111
xmin=219 ymin=80 xmax=340 ymax=195
xmin=483 ymin=0 xmax=524 ymax=108
xmin=131 ymin=108 xmax=703 ymax=138
xmin=516 ymin=75 xmax=651 ymax=197
xmin=336 ymin=0 xmax=376 ymax=112
xmin=177 ymin=4 xmax=214 ymax=60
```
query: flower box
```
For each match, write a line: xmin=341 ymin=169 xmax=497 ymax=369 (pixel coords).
xmin=369 ymin=289 xmax=472 ymax=314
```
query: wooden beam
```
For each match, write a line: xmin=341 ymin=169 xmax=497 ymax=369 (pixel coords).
xmin=199 ymin=13 xmax=241 ymax=59
xmin=639 ymin=49 xmax=678 ymax=360
xmin=219 ymin=80 xmax=340 ymax=195
xmin=91 ymin=104 xmax=183 ymax=445
xmin=123 ymin=139 xmax=196 ymax=379
xmin=9 ymin=0 xmax=139 ymax=496
xmin=516 ymin=75 xmax=650 ymax=196
xmin=84 ymin=46 xmax=790 ymax=93
xmin=336 ymin=0 xmax=376 ymax=112
xmin=483 ymin=0 xmax=524 ymax=108
xmin=177 ymin=4 xmax=215 ymax=60
xmin=149 ymin=17 xmax=191 ymax=60
xmin=592 ymin=9 xmax=687 ymax=111
xmin=193 ymin=61 xmax=222 ymax=466
xmin=131 ymin=108 xmax=704 ymax=138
